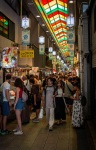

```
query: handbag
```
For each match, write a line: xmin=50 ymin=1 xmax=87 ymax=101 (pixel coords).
xmin=39 ymin=107 xmax=43 ymax=119
xmin=22 ymin=91 xmax=28 ymax=102
xmin=80 ymin=95 xmax=86 ymax=106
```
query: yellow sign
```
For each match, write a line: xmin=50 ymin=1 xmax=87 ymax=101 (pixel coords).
xmin=20 ymin=50 xmax=34 ymax=58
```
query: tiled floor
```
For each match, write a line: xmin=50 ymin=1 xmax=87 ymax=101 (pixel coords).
xmin=0 ymin=113 xmax=92 ymax=150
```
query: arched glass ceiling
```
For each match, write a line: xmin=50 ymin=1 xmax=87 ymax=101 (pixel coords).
xmin=33 ymin=0 xmax=68 ymax=48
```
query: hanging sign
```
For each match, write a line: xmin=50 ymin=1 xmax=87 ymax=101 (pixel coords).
xmin=69 ymin=51 xmax=74 ymax=57
xmin=52 ymin=56 xmax=56 ymax=64
xmin=39 ymin=45 xmax=45 ymax=55
xmin=22 ymin=17 xmax=30 ymax=29
xmin=20 ymin=50 xmax=34 ymax=58
xmin=22 ymin=30 xmax=30 ymax=45
xmin=67 ymin=29 xmax=75 ymax=44
xmin=49 ymin=53 xmax=53 ymax=60
xmin=68 ymin=44 xmax=74 ymax=51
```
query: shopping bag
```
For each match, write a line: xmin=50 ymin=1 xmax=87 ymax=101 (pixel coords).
xmin=63 ymin=97 xmax=70 ymax=115
xmin=39 ymin=108 xmax=43 ymax=119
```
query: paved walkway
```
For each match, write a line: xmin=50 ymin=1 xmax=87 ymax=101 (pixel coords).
xmin=0 ymin=114 xmax=92 ymax=150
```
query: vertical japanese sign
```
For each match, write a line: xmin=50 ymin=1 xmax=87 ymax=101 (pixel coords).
xmin=22 ymin=30 xmax=30 ymax=45
xmin=49 ymin=53 xmax=53 ymax=60
xmin=39 ymin=45 xmax=45 ymax=55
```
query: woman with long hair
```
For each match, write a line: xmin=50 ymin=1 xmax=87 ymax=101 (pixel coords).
xmin=71 ymin=82 xmax=83 ymax=128
xmin=13 ymin=78 xmax=24 ymax=135
xmin=55 ymin=80 xmax=66 ymax=125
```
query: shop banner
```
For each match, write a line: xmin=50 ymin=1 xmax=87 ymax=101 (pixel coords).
xmin=52 ymin=56 xmax=57 ymax=64
xmin=20 ymin=50 xmax=34 ymax=58
xmin=39 ymin=44 xmax=45 ymax=54
xmin=22 ymin=30 xmax=30 ymax=45
xmin=68 ymin=44 xmax=74 ymax=51
xmin=67 ymin=29 xmax=75 ymax=44
xmin=49 ymin=53 xmax=53 ymax=60
xmin=69 ymin=51 xmax=74 ymax=57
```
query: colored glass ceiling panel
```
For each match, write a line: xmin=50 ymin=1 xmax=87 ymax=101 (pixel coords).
xmin=33 ymin=0 xmax=68 ymax=48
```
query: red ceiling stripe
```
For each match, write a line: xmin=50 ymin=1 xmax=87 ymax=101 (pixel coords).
xmin=56 ymin=32 xmax=66 ymax=36
xmin=48 ymin=11 xmax=68 ymax=18
xmin=51 ymin=20 xmax=66 ymax=26
xmin=41 ymin=0 xmax=53 ymax=5
xmin=54 ymin=26 xmax=66 ymax=31
xmin=59 ymin=0 xmax=67 ymax=3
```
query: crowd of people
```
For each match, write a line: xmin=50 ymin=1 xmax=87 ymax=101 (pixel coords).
xmin=0 ymin=72 xmax=84 ymax=135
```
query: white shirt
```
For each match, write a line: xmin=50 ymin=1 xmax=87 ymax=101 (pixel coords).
xmin=24 ymin=80 xmax=31 ymax=92
xmin=2 ymin=81 xmax=10 ymax=102
xmin=45 ymin=86 xmax=54 ymax=108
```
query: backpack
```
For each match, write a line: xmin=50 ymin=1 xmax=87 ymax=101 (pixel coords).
xmin=22 ymin=85 xmax=29 ymax=102
xmin=81 ymin=95 xmax=87 ymax=106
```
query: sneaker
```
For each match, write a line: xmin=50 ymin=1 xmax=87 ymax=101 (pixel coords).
xmin=32 ymin=117 xmax=36 ymax=121
xmin=49 ymin=126 xmax=53 ymax=131
xmin=1 ymin=130 xmax=12 ymax=135
xmin=32 ymin=118 xmax=39 ymax=123
xmin=13 ymin=128 xmax=19 ymax=132
xmin=14 ymin=130 xmax=23 ymax=135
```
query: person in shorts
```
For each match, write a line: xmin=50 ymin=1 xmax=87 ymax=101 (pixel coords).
xmin=13 ymin=78 xmax=24 ymax=135
xmin=1 ymin=74 xmax=12 ymax=135
xmin=29 ymin=78 xmax=41 ymax=123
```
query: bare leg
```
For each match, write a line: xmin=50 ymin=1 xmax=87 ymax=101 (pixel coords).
xmin=36 ymin=109 xmax=40 ymax=118
xmin=3 ymin=116 xmax=7 ymax=130
xmin=0 ymin=115 xmax=2 ymax=130
xmin=15 ymin=110 xmax=22 ymax=131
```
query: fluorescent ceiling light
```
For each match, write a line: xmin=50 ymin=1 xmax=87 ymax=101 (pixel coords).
xmin=69 ymin=0 xmax=74 ymax=3
xmin=36 ymin=15 xmax=40 ymax=17
xmin=42 ymin=24 xmax=45 ymax=26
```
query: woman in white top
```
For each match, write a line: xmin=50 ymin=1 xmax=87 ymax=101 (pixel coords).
xmin=55 ymin=80 xmax=66 ymax=125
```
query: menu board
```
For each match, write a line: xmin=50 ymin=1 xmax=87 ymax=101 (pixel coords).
xmin=0 ymin=12 xmax=9 ymax=38
xmin=2 ymin=47 xmax=18 ymax=68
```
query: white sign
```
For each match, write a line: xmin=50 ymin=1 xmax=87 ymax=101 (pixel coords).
xmin=22 ymin=17 xmax=30 ymax=29
xmin=48 ymin=47 xmax=53 ymax=52
xmin=22 ymin=30 xmax=30 ymax=45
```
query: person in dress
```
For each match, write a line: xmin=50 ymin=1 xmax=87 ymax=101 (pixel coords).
xmin=71 ymin=82 xmax=83 ymax=128
xmin=54 ymin=80 xmax=66 ymax=125
xmin=13 ymin=78 xmax=24 ymax=135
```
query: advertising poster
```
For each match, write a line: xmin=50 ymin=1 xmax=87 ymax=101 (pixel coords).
xmin=2 ymin=47 xmax=17 ymax=68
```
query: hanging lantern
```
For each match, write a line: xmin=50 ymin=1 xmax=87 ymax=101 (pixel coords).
xmin=67 ymin=15 xmax=74 ymax=27
xmin=57 ymin=55 xmax=59 ymax=59
xmin=53 ymin=51 xmax=56 ymax=56
xmin=48 ymin=47 xmax=53 ymax=53
xmin=39 ymin=36 xmax=45 ymax=44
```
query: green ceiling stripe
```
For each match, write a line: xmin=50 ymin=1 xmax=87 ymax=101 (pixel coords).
xmin=46 ymin=8 xmax=68 ymax=15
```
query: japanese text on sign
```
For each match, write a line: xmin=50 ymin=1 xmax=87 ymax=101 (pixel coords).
xmin=20 ymin=50 xmax=34 ymax=58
